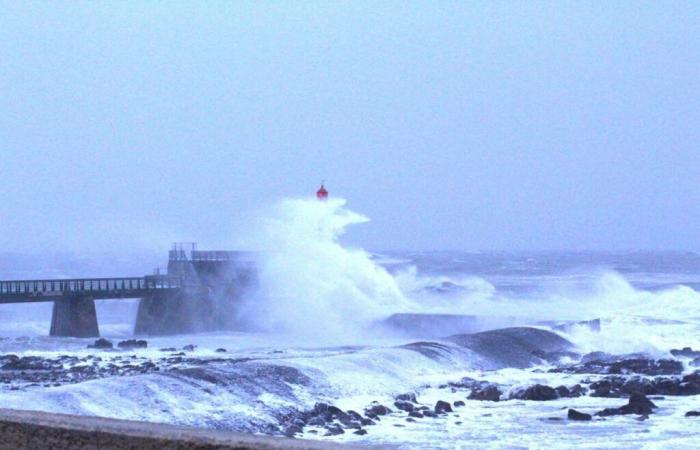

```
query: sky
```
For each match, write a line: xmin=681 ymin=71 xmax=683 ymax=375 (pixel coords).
xmin=0 ymin=1 xmax=699 ymax=252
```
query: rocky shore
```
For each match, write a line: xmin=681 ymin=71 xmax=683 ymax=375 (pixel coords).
xmin=2 ymin=336 xmax=700 ymax=439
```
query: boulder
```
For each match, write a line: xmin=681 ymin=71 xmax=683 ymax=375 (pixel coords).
xmin=346 ymin=410 xmax=363 ymax=422
xmin=468 ymin=384 xmax=501 ymax=401
xmin=435 ymin=400 xmax=453 ymax=414
xmin=353 ymin=429 xmax=368 ymax=435
xmin=621 ymin=376 xmax=656 ymax=395
xmin=396 ymin=392 xmax=418 ymax=403
xmin=596 ymin=393 xmax=657 ymax=417
xmin=364 ymin=404 xmax=392 ymax=418
xmin=393 ymin=401 xmax=414 ymax=413
xmin=453 ymin=400 xmax=465 ymax=407
xmin=182 ymin=344 xmax=196 ymax=352
xmin=670 ymin=347 xmax=700 ymax=358
xmin=283 ymin=425 xmax=303 ymax=437
xmin=87 ymin=339 xmax=113 ymax=350
xmin=510 ymin=384 xmax=558 ymax=401
xmin=324 ymin=425 xmax=344 ymax=436
xmin=685 ymin=411 xmax=700 ymax=417
xmin=215 ymin=348 xmax=227 ymax=353
xmin=117 ymin=340 xmax=147 ymax=350
xmin=568 ymin=409 xmax=592 ymax=421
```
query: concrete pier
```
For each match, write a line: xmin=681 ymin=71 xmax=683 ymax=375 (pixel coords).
xmin=0 ymin=408 xmax=362 ymax=450
xmin=49 ymin=297 xmax=99 ymax=338
xmin=0 ymin=246 xmax=255 ymax=338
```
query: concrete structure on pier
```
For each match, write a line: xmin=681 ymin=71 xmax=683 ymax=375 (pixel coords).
xmin=135 ymin=244 xmax=256 ymax=335
xmin=0 ymin=244 xmax=256 ymax=338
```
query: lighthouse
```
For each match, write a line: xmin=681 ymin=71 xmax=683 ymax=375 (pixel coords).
xmin=316 ymin=183 xmax=328 ymax=201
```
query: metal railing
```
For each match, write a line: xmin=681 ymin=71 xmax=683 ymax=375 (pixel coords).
xmin=0 ymin=275 xmax=183 ymax=300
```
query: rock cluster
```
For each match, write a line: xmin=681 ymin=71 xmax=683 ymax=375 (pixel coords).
xmin=588 ymin=372 xmax=700 ymax=397
xmin=551 ymin=356 xmax=683 ymax=376
xmin=596 ymin=393 xmax=657 ymax=417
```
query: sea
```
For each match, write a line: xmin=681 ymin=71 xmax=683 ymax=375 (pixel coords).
xmin=0 ymin=199 xmax=698 ymax=449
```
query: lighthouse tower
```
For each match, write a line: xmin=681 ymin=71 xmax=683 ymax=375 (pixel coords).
xmin=316 ymin=183 xmax=328 ymax=201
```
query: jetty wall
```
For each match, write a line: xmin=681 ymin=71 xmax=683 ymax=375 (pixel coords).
xmin=0 ymin=408 xmax=365 ymax=450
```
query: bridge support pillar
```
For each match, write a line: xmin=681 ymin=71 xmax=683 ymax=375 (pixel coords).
xmin=50 ymin=297 xmax=100 ymax=338
xmin=135 ymin=292 xmax=207 ymax=335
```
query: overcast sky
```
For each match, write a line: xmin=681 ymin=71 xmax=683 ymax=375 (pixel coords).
xmin=1 ymin=1 xmax=698 ymax=252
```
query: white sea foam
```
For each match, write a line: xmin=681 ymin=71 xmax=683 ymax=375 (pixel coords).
xmin=234 ymin=197 xmax=414 ymax=341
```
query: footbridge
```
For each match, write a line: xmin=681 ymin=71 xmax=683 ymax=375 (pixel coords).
xmin=0 ymin=244 xmax=256 ymax=338
xmin=0 ymin=275 xmax=183 ymax=304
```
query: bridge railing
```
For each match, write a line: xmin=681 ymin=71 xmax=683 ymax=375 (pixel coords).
xmin=0 ymin=276 xmax=183 ymax=297
xmin=169 ymin=250 xmax=247 ymax=262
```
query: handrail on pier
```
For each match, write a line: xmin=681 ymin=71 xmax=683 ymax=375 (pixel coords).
xmin=0 ymin=275 xmax=182 ymax=297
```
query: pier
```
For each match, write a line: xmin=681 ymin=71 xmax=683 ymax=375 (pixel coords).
xmin=0 ymin=244 xmax=255 ymax=338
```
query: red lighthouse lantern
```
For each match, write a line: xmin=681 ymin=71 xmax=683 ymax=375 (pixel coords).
xmin=316 ymin=183 xmax=328 ymax=201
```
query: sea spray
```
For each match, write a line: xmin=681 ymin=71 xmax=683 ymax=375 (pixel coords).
xmin=235 ymin=197 xmax=414 ymax=340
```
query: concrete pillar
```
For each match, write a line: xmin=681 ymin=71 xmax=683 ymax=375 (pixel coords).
xmin=134 ymin=292 xmax=211 ymax=335
xmin=49 ymin=296 xmax=99 ymax=338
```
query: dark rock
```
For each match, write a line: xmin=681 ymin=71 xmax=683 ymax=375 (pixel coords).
xmin=510 ymin=384 xmax=558 ymax=401
xmin=182 ymin=344 xmax=196 ymax=352
xmin=683 ymin=371 xmax=700 ymax=384
xmin=554 ymin=356 xmax=683 ymax=376
xmin=453 ymin=400 xmax=465 ymax=407
xmin=393 ymin=401 xmax=414 ymax=412
xmin=468 ymin=384 xmax=501 ymax=401
xmin=621 ymin=376 xmax=656 ymax=395
xmin=327 ymin=405 xmax=344 ymax=417
xmin=307 ymin=416 xmax=326 ymax=426
xmin=215 ymin=348 xmax=227 ymax=353
xmin=685 ymin=411 xmax=700 ymax=417
xmin=609 ymin=359 xmax=682 ymax=375
xmin=670 ymin=347 xmax=700 ymax=358
xmin=408 ymin=411 xmax=424 ymax=418
xmin=346 ymin=410 xmax=363 ymax=422
xmin=568 ymin=384 xmax=587 ymax=397
xmin=360 ymin=418 xmax=375 ymax=426
xmin=396 ymin=392 xmax=417 ymax=403
xmin=651 ymin=374 xmax=700 ymax=396
xmin=2 ymin=357 xmax=60 ymax=371
xmin=590 ymin=377 xmax=625 ymax=398
xmin=423 ymin=410 xmax=438 ymax=418
xmin=324 ymin=425 xmax=344 ymax=436
xmin=117 ymin=340 xmax=147 ymax=350
xmin=353 ymin=429 xmax=367 ymax=435
xmin=87 ymin=339 xmax=113 ymax=350
xmin=568 ymin=409 xmax=592 ymax=421
xmin=283 ymin=425 xmax=303 ymax=437
xmin=555 ymin=386 xmax=570 ymax=398
xmin=364 ymin=404 xmax=392 ymax=418
xmin=339 ymin=419 xmax=361 ymax=429
xmin=406 ymin=417 xmax=416 ymax=423
xmin=159 ymin=347 xmax=177 ymax=352
xmin=596 ymin=393 xmax=657 ymax=417
xmin=435 ymin=400 xmax=453 ymax=414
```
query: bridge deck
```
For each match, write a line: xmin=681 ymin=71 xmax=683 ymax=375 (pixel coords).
xmin=0 ymin=275 xmax=183 ymax=304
